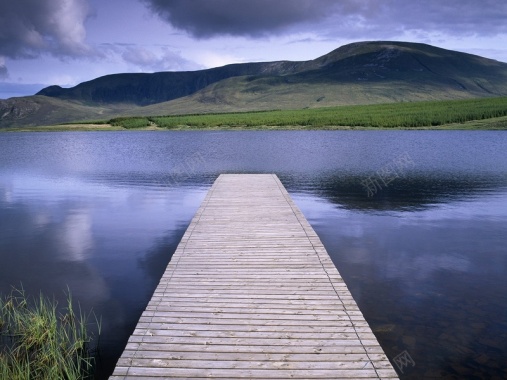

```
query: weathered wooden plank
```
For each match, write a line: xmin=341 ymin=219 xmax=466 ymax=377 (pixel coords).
xmin=111 ymin=174 xmax=398 ymax=379
xmin=112 ymin=366 xmax=385 ymax=378
xmin=121 ymin=342 xmax=389 ymax=355
xmin=116 ymin=358 xmax=382 ymax=370
xmin=133 ymin=323 xmax=374 ymax=333
xmin=144 ymin=303 xmax=352 ymax=311
xmin=137 ymin=316 xmax=368 ymax=326
xmin=125 ymin=335 xmax=381 ymax=347
xmin=143 ymin=307 xmax=350 ymax=315
xmin=118 ymin=350 xmax=387 ymax=362
xmin=129 ymin=329 xmax=379 ymax=341
xmin=146 ymin=296 xmax=357 ymax=304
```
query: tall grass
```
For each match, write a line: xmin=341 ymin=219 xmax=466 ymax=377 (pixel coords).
xmin=0 ymin=288 xmax=100 ymax=380
xmin=108 ymin=96 xmax=507 ymax=129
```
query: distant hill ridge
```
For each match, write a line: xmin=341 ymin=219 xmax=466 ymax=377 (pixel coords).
xmin=36 ymin=61 xmax=305 ymax=106
xmin=36 ymin=41 xmax=507 ymax=106
xmin=2 ymin=41 xmax=507 ymax=127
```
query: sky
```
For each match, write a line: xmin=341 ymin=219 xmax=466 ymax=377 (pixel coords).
xmin=1 ymin=0 xmax=507 ymax=99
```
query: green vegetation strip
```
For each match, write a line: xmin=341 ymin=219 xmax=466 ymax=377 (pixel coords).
xmin=109 ymin=97 xmax=507 ymax=129
xmin=0 ymin=288 xmax=100 ymax=380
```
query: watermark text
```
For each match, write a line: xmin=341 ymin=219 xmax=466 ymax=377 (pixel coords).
xmin=360 ymin=152 xmax=415 ymax=197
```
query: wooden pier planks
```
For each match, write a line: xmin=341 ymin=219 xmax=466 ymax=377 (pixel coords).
xmin=111 ymin=174 xmax=398 ymax=379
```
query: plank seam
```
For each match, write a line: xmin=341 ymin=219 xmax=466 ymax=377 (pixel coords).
xmin=121 ymin=175 xmax=221 ymax=379
xmin=272 ymin=174 xmax=382 ymax=379
xmin=113 ymin=174 xmax=397 ymax=379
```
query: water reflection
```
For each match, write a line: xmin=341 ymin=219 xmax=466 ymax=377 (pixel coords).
xmin=293 ymin=189 xmax=507 ymax=379
xmin=282 ymin=172 xmax=507 ymax=212
xmin=1 ymin=131 xmax=506 ymax=379
xmin=0 ymin=174 xmax=207 ymax=378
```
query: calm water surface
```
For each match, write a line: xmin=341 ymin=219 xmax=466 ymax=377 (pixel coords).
xmin=0 ymin=131 xmax=506 ymax=379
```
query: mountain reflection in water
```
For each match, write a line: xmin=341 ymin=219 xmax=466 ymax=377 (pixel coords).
xmin=0 ymin=131 xmax=506 ymax=379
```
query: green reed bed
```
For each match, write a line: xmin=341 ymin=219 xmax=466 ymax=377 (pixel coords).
xmin=0 ymin=288 xmax=100 ymax=380
xmin=108 ymin=96 xmax=507 ymax=129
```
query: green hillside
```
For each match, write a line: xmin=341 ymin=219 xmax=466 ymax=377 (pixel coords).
xmin=2 ymin=41 xmax=507 ymax=128
xmin=108 ymin=97 xmax=507 ymax=130
xmin=132 ymin=41 xmax=507 ymax=116
xmin=0 ymin=96 xmax=127 ymax=128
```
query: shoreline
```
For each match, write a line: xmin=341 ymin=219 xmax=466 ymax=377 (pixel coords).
xmin=3 ymin=120 xmax=507 ymax=132
xmin=2 ymin=114 xmax=507 ymax=132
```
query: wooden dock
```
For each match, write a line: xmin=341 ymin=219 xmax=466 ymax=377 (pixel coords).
xmin=111 ymin=174 xmax=398 ymax=379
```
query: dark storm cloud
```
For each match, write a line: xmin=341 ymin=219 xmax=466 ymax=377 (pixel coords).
xmin=0 ymin=0 xmax=91 ymax=59
xmin=141 ymin=0 xmax=341 ymax=37
xmin=141 ymin=0 xmax=507 ymax=38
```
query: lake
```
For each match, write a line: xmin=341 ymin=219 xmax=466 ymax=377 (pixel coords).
xmin=0 ymin=131 xmax=506 ymax=379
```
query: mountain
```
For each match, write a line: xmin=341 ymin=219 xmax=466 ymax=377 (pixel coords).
xmin=35 ymin=61 xmax=308 ymax=106
xmin=2 ymin=41 xmax=507 ymax=128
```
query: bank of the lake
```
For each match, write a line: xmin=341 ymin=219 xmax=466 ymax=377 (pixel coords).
xmin=3 ymin=96 xmax=507 ymax=132
xmin=4 ymin=115 xmax=507 ymax=132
